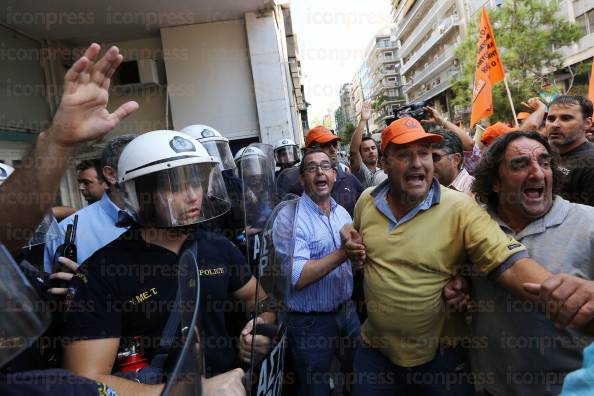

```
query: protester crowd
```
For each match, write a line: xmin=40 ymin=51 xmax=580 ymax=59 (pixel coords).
xmin=2 ymin=43 xmax=594 ymax=396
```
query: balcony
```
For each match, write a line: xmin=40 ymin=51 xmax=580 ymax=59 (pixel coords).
xmin=372 ymin=79 xmax=399 ymax=97
xmin=401 ymin=15 xmax=460 ymax=75
xmin=410 ymin=79 xmax=452 ymax=103
xmin=399 ymin=0 xmax=456 ymax=59
xmin=392 ymin=0 xmax=434 ymax=43
xmin=404 ymin=45 xmax=456 ymax=93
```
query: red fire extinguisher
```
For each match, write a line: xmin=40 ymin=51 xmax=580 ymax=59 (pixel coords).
xmin=116 ymin=336 xmax=149 ymax=372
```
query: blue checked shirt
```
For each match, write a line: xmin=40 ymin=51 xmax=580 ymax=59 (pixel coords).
xmin=288 ymin=192 xmax=354 ymax=312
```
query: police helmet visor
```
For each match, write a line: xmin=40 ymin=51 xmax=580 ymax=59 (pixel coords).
xmin=274 ymin=146 xmax=300 ymax=167
xmin=122 ymin=162 xmax=231 ymax=228
xmin=201 ymin=141 xmax=235 ymax=171
xmin=0 ymin=244 xmax=50 ymax=368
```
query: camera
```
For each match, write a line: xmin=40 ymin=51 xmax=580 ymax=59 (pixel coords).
xmin=393 ymin=101 xmax=427 ymax=122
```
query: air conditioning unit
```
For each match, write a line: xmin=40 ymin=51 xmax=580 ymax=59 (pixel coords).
xmin=112 ymin=59 xmax=162 ymax=89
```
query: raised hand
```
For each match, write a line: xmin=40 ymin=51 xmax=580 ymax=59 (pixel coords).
xmin=361 ymin=102 xmax=372 ymax=122
xmin=49 ymin=43 xmax=139 ymax=147
xmin=421 ymin=106 xmax=445 ymax=127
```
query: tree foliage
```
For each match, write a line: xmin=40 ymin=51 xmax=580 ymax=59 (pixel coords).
xmin=451 ymin=0 xmax=582 ymax=123
xmin=342 ymin=122 xmax=356 ymax=143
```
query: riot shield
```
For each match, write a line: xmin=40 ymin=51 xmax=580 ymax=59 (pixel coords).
xmin=247 ymin=197 xmax=299 ymax=396
xmin=240 ymin=143 xmax=277 ymax=272
xmin=252 ymin=195 xmax=298 ymax=396
xmin=0 ymin=244 xmax=50 ymax=368
xmin=161 ymin=247 xmax=202 ymax=396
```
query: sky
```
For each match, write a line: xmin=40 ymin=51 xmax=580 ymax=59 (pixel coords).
xmin=290 ymin=0 xmax=393 ymax=124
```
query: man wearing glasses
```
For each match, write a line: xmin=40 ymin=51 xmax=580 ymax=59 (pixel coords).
xmin=277 ymin=126 xmax=364 ymax=216
xmin=431 ymin=130 xmax=474 ymax=195
xmin=284 ymin=149 xmax=361 ymax=395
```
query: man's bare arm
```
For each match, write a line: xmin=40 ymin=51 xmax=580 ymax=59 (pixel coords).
xmin=495 ymin=257 xmax=552 ymax=301
xmin=64 ymin=339 xmax=163 ymax=396
xmin=0 ymin=43 xmax=138 ymax=253
xmin=519 ymin=98 xmax=547 ymax=133
xmin=349 ymin=102 xmax=372 ymax=172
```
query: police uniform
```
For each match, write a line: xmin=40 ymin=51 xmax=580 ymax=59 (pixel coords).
xmin=63 ymin=226 xmax=252 ymax=377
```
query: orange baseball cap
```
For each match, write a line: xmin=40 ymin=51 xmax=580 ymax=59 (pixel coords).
xmin=480 ymin=122 xmax=514 ymax=146
xmin=380 ymin=118 xmax=443 ymax=152
xmin=516 ymin=112 xmax=530 ymax=120
xmin=305 ymin=125 xmax=341 ymax=147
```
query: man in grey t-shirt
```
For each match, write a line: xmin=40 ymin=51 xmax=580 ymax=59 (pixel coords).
xmin=446 ymin=131 xmax=594 ymax=396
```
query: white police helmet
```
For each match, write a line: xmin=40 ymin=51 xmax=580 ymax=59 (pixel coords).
xmin=273 ymin=137 xmax=300 ymax=167
xmin=181 ymin=124 xmax=235 ymax=171
xmin=117 ymin=130 xmax=230 ymax=227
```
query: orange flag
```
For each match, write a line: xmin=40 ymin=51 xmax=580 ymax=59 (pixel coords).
xmin=470 ymin=7 xmax=505 ymax=127
xmin=588 ymin=58 xmax=594 ymax=102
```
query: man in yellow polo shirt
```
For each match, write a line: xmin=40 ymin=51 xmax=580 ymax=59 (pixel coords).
xmin=346 ymin=118 xmax=594 ymax=395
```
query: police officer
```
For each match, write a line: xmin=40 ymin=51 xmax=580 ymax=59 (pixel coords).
xmin=273 ymin=137 xmax=300 ymax=175
xmin=182 ymin=124 xmax=244 ymax=242
xmin=62 ymin=131 xmax=272 ymax=396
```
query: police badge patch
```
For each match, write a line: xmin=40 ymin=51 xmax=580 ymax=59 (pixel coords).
xmin=169 ymin=136 xmax=196 ymax=153
xmin=201 ymin=128 xmax=215 ymax=138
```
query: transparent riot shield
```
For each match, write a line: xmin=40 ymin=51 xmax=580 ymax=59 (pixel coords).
xmin=240 ymin=143 xmax=277 ymax=273
xmin=161 ymin=248 xmax=202 ymax=396
xmin=247 ymin=197 xmax=299 ymax=396
xmin=0 ymin=244 xmax=50 ymax=368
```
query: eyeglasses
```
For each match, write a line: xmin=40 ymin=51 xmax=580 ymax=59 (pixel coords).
xmin=432 ymin=152 xmax=452 ymax=162
xmin=303 ymin=161 xmax=333 ymax=173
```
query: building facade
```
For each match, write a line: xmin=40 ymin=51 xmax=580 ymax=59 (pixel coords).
xmin=390 ymin=0 xmax=594 ymax=118
xmin=0 ymin=0 xmax=307 ymax=207
xmin=350 ymin=30 xmax=404 ymax=135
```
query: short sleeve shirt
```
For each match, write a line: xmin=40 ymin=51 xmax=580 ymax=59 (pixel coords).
xmin=63 ymin=227 xmax=252 ymax=377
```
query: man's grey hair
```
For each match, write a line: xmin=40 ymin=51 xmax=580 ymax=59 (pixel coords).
xmin=101 ymin=134 xmax=138 ymax=170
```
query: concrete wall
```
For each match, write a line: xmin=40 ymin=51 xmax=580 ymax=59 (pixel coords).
xmin=161 ymin=19 xmax=261 ymax=140
xmin=0 ymin=25 xmax=51 ymax=134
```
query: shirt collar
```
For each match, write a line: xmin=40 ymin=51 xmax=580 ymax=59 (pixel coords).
xmin=98 ymin=193 xmax=124 ymax=224
xmin=371 ymin=177 xmax=442 ymax=204
xmin=491 ymin=195 xmax=569 ymax=238
xmin=371 ymin=178 xmax=441 ymax=230
xmin=301 ymin=191 xmax=337 ymax=215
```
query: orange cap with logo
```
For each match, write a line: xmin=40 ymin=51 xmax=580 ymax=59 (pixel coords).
xmin=305 ymin=126 xmax=341 ymax=147
xmin=480 ymin=122 xmax=514 ymax=146
xmin=380 ymin=118 xmax=443 ymax=152
xmin=516 ymin=112 xmax=530 ymax=120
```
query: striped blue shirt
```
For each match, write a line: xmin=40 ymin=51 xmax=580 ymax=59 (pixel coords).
xmin=288 ymin=192 xmax=353 ymax=312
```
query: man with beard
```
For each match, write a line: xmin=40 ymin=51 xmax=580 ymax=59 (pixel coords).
xmin=546 ymin=95 xmax=594 ymax=205
xmin=63 ymin=131 xmax=272 ymax=395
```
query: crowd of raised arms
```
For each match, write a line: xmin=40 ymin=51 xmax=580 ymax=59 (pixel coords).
xmin=2 ymin=43 xmax=594 ymax=396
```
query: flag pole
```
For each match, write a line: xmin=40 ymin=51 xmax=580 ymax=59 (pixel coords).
xmin=502 ymin=76 xmax=519 ymax=128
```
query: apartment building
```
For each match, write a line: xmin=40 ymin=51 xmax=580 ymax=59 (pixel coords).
xmin=350 ymin=30 xmax=404 ymax=134
xmin=0 ymin=0 xmax=307 ymax=207
xmin=391 ymin=0 xmax=594 ymax=116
